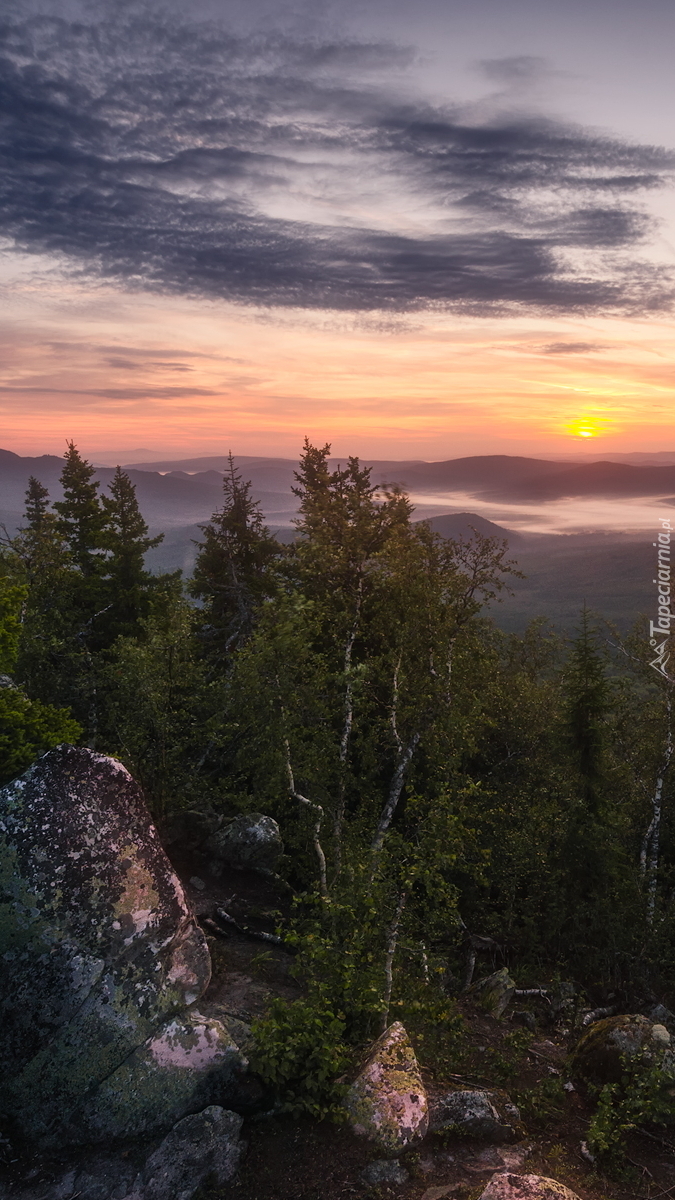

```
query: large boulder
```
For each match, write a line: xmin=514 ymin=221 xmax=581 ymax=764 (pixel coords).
xmin=479 ymin=1176 xmax=581 ymax=1200
xmin=344 ymin=1021 xmax=428 ymax=1155
xmin=432 ymin=1089 xmax=523 ymax=1141
xmin=570 ymin=1013 xmax=673 ymax=1087
xmin=204 ymin=813 xmax=283 ymax=875
xmin=0 ymin=746 xmax=252 ymax=1147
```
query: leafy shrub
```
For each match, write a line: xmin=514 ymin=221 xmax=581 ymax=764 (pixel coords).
xmin=587 ymin=1052 xmax=675 ymax=1164
xmin=250 ymin=994 xmax=350 ymax=1118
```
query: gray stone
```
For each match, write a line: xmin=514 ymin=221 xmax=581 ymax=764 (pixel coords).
xmin=472 ymin=969 xmax=516 ymax=1018
xmin=0 ymin=746 xmax=257 ymax=1148
xmin=205 ymin=814 xmax=282 ymax=875
xmin=360 ymin=1159 xmax=408 ymax=1185
xmin=648 ymin=1004 xmax=675 ymax=1034
xmin=432 ymin=1090 xmax=522 ymax=1141
xmin=479 ymin=1174 xmax=581 ymax=1200
xmin=344 ymin=1021 xmax=428 ymax=1155
xmin=139 ymin=1106 xmax=243 ymax=1200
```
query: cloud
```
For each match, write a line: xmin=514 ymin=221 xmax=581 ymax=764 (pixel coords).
xmin=0 ymin=7 xmax=672 ymax=315
xmin=541 ymin=342 xmax=607 ymax=354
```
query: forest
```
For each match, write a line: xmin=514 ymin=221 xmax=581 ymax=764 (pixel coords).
xmin=1 ymin=439 xmax=674 ymax=1166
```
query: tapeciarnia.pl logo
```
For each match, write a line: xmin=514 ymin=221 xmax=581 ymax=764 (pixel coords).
xmin=649 ymin=517 xmax=673 ymax=680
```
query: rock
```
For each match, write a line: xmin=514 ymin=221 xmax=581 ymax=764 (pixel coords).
xmin=139 ymin=1106 xmax=243 ymax=1200
xmin=360 ymin=1159 xmax=409 ymax=1185
xmin=71 ymin=1159 xmax=137 ymax=1200
xmin=204 ymin=814 xmax=283 ymax=875
xmin=189 ymin=876 xmax=206 ymax=891
xmin=431 ymin=1090 xmax=523 ymax=1141
xmin=648 ymin=1004 xmax=675 ymax=1035
xmin=78 ymin=1013 xmax=254 ymax=1142
xmin=478 ymin=1174 xmax=581 ymax=1199
xmin=570 ymin=1013 xmax=674 ymax=1086
xmin=344 ymin=1021 xmax=428 ymax=1155
xmin=473 ymin=969 xmax=516 ymax=1018
xmin=0 ymin=745 xmax=255 ymax=1148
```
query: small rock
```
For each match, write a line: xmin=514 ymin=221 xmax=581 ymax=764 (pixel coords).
xmin=204 ymin=813 xmax=283 ymax=875
xmin=140 ymin=1106 xmax=244 ymax=1200
xmin=472 ymin=969 xmax=516 ymax=1018
xmin=479 ymin=1174 xmax=581 ymax=1199
xmin=189 ymin=877 xmax=206 ymax=891
xmin=344 ymin=1021 xmax=428 ymax=1154
xmin=432 ymin=1090 xmax=522 ymax=1142
xmin=648 ymin=1004 xmax=675 ymax=1034
xmin=360 ymin=1160 xmax=409 ymax=1185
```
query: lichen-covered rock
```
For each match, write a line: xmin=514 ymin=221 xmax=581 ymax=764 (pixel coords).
xmin=0 ymin=746 xmax=217 ymax=1145
xmin=432 ymin=1089 xmax=523 ymax=1141
xmin=344 ymin=1021 xmax=428 ymax=1154
xmin=478 ymin=1174 xmax=581 ymax=1200
xmin=570 ymin=1013 xmax=673 ymax=1086
xmin=78 ymin=1013 xmax=252 ymax=1142
xmin=473 ymin=968 xmax=516 ymax=1018
xmin=138 ymin=1105 xmax=244 ymax=1200
xmin=204 ymin=813 xmax=283 ymax=875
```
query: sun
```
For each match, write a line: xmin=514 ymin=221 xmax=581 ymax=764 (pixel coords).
xmin=564 ymin=417 xmax=603 ymax=440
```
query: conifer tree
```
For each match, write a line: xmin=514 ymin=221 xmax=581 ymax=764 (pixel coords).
xmin=54 ymin=442 xmax=108 ymax=577
xmin=191 ymin=453 xmax=281 ymax=660
xmin=102 ymin=466 xmax=165 ymax=640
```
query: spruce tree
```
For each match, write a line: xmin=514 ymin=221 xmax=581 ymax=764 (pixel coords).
xmin=102 ymin=467 xmax=165 ymax=641
xmin=54 ymin=442 xmax=108 ymax=577
xmin=191 ymin=453 xmax=281 ymax=660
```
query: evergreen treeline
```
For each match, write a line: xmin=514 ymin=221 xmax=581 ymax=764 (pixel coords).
xmin=1 ymin=440 xmax=674 ymax=1100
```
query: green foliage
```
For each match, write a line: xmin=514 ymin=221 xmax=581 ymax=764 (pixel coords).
xmin=0 ymin=577 xmax=27 ymax=673
xmin=100 ymin=601 xmax=208 ymax=815
xmin=250 ymin=994 xmax=349 ymax=1117
xmin=0 ymin=686 xmax=82 ymax=786
xmin=587 ymin=1053 xmax=675 ymax=1165
xmin=514 ymin=1075 xmax=566 ymax=1130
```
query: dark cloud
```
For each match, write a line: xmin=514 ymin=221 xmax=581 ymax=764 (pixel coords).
xmin=542 ymin=341 xmax=606 ymax=353
xmin=0 ymin=9 xmax=672 ymax=314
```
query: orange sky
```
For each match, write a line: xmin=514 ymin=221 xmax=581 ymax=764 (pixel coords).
xmin=1 ymin=280 xmax=673 ymax=461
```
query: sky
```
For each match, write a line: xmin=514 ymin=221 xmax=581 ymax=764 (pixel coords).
xmin=1 ymin=0 xmax=674 ymax=462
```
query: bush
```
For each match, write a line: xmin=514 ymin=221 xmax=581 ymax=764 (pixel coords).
xmin=250 ymin=994 xmax=350 ymax=1118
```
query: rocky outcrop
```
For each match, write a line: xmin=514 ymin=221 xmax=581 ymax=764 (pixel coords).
xmin=344 ymin=1021 xmax=428 ymax=1154
xmin=431 ymin=1089 xmax=523 ymax=1141
xmin=205 ymin=813 xmax=283 ymax=875
xmin=0 ymin=746 xmax=253 ymax=1147
xmin=478 ymin=1175 xmax=581 ymax=1199
xmin=570 ymin=1013 xmax=673 ymax=1086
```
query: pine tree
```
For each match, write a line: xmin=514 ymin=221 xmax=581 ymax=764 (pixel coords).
xmin=54 ymin=442 xmax=108 ymax=577
xmin=24 ymin=476 xmax=50 ymax=529
xmin=191 ymin=453 xmax=281 ymax=660
xmin=102 ymin=467 xmax=165 ymax=641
